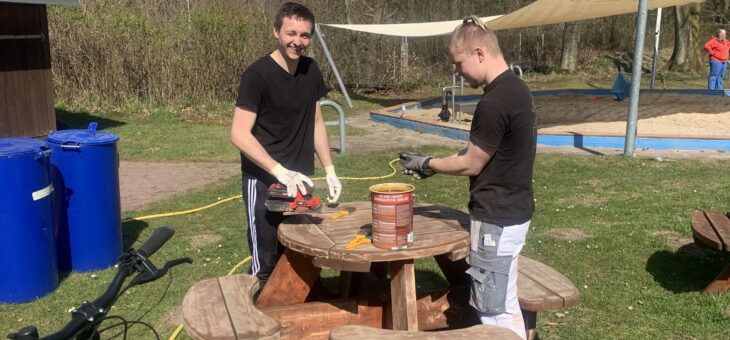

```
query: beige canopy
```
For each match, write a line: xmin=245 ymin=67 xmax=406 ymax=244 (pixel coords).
xmin=322 ymin=0 xmax=704 ymax=37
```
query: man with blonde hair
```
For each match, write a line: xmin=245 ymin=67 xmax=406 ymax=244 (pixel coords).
xmin=400 ymin=15 xmax=536 ymax=339
xmin=704 ymin=28 xmax=730 ymax=91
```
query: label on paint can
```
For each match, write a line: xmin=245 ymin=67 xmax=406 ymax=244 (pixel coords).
xmin=32 ymin=184 xmax=53 ymax=201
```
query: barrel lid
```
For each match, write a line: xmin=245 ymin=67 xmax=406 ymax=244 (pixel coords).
xmin=46 ymin=122 xmax=119 ymax=146
xmin=0 ymin=138 xmax=47 ymax=158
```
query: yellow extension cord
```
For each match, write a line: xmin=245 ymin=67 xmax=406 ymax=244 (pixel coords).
xmin=121 ymin=159 xmax=399 ymax=340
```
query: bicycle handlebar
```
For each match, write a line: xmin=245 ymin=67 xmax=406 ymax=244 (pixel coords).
xmin=137 ymin=226 xmax=174 ymax=258
xmin=41 ymin=266 xmax=132 ymax=340
xmin=8 ymin=226 xmax=190 ymax=340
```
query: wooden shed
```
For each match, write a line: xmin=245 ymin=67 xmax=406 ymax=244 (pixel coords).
xmin=0 ymin=0 xmax=76 ymax=138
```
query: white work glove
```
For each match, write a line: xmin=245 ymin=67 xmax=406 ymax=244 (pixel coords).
xmin=270 ymin=163 xmax=314 ymax=197
xmin=324 ymin=165 xmax=342 ymax=203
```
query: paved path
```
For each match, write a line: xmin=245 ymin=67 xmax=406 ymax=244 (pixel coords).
xmin=119 ymin=161 xmax=239 ymax=213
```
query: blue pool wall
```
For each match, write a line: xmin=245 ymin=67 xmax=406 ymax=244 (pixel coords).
xmin=370 ymin=89 xmax=730 ymax=152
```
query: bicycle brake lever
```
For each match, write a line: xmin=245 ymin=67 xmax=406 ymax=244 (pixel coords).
xmin=7 ymin=325 xmax=39 ymax=340
xmin=129 ymin=257 xmax=193 ymax=286
xmin=163 ymin=257 xmax=194 ymax=269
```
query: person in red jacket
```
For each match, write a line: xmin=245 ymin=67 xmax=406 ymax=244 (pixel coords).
xmin=704 ymin=29 xmax=730 ymax=91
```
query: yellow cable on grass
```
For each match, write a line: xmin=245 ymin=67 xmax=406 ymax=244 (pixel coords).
xmin=122 ymin=194 xmax=242 ymax=222
xmin=311 ymin=158 xmax=399 ymax=181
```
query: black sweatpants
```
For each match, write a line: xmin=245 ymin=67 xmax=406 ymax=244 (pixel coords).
xmin=242 ymin=174 xmax=285 ymax=288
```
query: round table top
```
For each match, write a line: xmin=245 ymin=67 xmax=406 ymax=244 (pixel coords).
xmin=278 ymin=201 xmax=469 ymax=263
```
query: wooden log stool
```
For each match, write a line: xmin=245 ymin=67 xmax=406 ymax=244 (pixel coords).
xmin=690 ymin=209 xmax=730 ymax=293
xmin=328 ymin=324 xmax=521 ymax=340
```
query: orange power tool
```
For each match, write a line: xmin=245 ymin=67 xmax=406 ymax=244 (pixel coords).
xmin=264 ymin=183 xmax=322 ymax=213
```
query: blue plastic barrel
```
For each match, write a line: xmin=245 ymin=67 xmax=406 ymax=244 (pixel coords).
xmin=47 ymin=122 xmax=122 ymax=272
xmin=0 ymin=138 xmax=58 ymax=303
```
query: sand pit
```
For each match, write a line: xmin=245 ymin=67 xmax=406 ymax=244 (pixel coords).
xmin=398 ymin=93 xmax=730 ymax=138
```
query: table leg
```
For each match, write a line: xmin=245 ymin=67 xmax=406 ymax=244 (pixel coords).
xmin=389 ymin=259 xmax=418 ymax=331
xmin=256 ymin=248 xmax=321 ymax=308
xmin=704 ymin=263 xmax=730 ymax=294
xmin=522 ymin=309 xmax=538 ymax=340
xmin=435 ymin=254 xmax=470 ymax=286
xmin=339 ymin=271 xmax=352 ymax=298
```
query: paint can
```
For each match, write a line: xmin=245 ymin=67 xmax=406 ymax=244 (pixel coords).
xmin=369 ymin=183 xmax=415 ymax=250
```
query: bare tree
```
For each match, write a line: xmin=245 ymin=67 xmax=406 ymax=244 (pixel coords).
xmin=668 ymin=3 xmax=702 ymax=72
xmin=560 ymin=22 xmax=579 ymax=71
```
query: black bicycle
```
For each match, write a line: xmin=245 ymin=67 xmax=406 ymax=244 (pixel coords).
xmin=7 ymin=226 xmax=192 ymax=340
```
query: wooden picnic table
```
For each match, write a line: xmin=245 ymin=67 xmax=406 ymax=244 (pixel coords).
xmin=256 ymin=201 xmax=470 ymax=331
xmin=182 ymin=201 xmax=578 ymax=339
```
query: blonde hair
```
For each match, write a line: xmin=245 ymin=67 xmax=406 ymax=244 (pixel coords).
xmin=450 ymin=15 xmax=502 ymax=57
xmin=718 ymin=29 xmax=727 ymax=37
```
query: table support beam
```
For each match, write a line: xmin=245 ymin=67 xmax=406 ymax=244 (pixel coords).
xmin=256 ymin=248 xmax=321 ymax=308
xmin=389 ymin=259 xmax=418 ymax=331
xmin=704 ymin=264 xmax=730 ymax=294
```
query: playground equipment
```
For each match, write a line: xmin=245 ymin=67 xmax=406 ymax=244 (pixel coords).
xmin=321 ymin=100 xmax=346 ymax=154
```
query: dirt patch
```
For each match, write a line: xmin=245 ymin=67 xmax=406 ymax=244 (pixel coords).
xmin=160 ymin=306 xmax=182 ymax=328
xmin=580 ymin=179 xmax=605 ymax=187
xmin=119 ymin=161 xmax=239 ymax=213
xmin=190 ymin=234 xmax=223 ymax=248
xmin=546 ymin=228 xmax=591 ymax=241
xmin=652 ymin=230 xmax=694 ymax=251
xmin=556 ymin=195 xmax=607 ymax=207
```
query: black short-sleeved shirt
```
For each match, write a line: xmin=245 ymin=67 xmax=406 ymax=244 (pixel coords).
xmin=468 ymin=69 xmax=537 ymax=226
xmin=235 ymin=55 xmax=328 ymax=181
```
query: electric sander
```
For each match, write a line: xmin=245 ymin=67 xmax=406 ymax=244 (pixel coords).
xmin=265 ymin=183 xmax=322 ymax=213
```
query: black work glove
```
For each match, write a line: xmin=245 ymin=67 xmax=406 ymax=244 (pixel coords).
xmin=399 ymin=152 xmax=435 ymax=179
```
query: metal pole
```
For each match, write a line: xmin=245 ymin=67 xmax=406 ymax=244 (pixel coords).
xmin=650 ymin=8 xmax=662 ymax=89
xmin=315 ymin=24 xmax=353 ymax=108
xmin=320 ymin=100 xmax=346 ymax=154
xmin=624 ymin=0 xmax=648 ymax=156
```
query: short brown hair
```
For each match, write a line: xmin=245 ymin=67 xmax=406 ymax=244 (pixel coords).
xmin=274 ymin=2 xmax=316 ymax=33
xmin=450 ymin=15 xmax=502 ymax=57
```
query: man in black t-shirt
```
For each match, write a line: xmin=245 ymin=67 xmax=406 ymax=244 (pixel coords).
xmin=400 ymin=16 xmax=536 ymax=339
xmin=230 ymin=2 xmax=342 ymax=290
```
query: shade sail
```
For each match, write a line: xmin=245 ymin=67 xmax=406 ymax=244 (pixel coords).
xmin=488 ymin=0 xmax=703 ymax=30
xmin=321 ymin=0 xmax=704 ymax=37
xmin=323 ymin=15 xmax=502 ymax=37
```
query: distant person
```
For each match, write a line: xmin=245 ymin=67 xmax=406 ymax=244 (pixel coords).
xmin=703 ymin=28 xmax=730 ymax=91
xmin=230 ymin=2 xmax=342 ymax=292
xmin=400 ymin=15 xmax=536 ymax=339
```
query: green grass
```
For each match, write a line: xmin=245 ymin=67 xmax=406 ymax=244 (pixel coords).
xmin=3 ymin=144 xmax=729 ymax=339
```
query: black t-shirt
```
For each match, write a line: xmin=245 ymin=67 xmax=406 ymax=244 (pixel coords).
xmin=235 ymin=55 xmax=328 ymax=181
xmin=468 ymin=69 xmax=536 ymax=225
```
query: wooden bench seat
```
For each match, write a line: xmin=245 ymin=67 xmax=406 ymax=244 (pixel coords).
xmin=181 ymin=255 xmax=578 ymax=340
xmin=691 ymin=209 xmax=730 ymax=293
xmin=517 ymin=255 xmax=579 ymax=340
xmin=328 ymin=324 xmax=520 ymax=340
xmin=181 ymin=274 xmax=281 ymax=340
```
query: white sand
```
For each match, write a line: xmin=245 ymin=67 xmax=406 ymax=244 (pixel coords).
xmin=396 ymin=93 xmax=730 ymax=137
